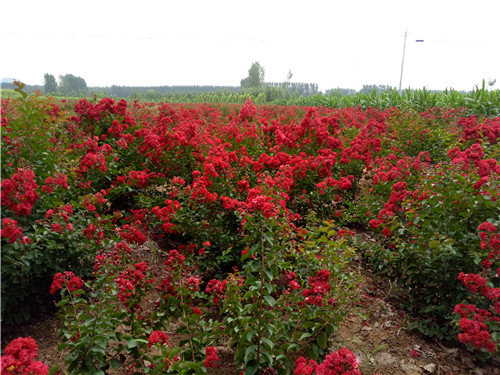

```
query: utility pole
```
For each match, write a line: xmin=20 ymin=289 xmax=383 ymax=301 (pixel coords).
xmin=399 ymin=31 xmax=424 ymax=94
xmin=399 ymin=30 xmax=408 ymax=94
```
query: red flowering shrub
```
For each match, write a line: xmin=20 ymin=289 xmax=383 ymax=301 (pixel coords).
xmin=356 ymin=136 xmax=499 ymax=339
xmin=453 ymin=222 xmax=499 ymax=356
xmin=4 ymin=90 xmax=499 ymax=371
xmin=238 ymin=97 xmax=257 ymax=122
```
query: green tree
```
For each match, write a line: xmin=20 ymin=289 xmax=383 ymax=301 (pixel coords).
xmin=360 ymin=84 xmax=395 ymax=94
xmin=59 ymin=74 xmax=88 ymax=96
xmin=43 ymin=73 xmax=58 ymax=94
xmin=281 ymin=69 xmax=293 ymax=90
xmin=241 ymin=61 xmax=265 ymax=89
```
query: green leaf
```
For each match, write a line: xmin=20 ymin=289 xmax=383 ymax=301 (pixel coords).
xmin=303 ymin=321 xmax=316 ymax=329
xmin=235 ymin=343 xmax=246 ymax=362
xmin=282 ymin=342 xmax=300 ymax=352
xmin=245 ymin=276 xmax=259 ymax=285
xmin=90 ymin=346 xmax=106 ymax=355
xmin=299 ymin=332 xmax=312 ymax=340
xmin=260 ymin=337 xmax=274 ymax=349
xmin=264 ymin=282 xmax=273 ymax=294
xmin=250 ymin=261 xmax=260 ymax=273
xmin=324 ymin=324 xmax=336 ymax=337
xmin=263 ymin=267 xmax=273 ymax=282
xmin=110 ymin=358 xmax=121 ymax=369
xmin=263 ymin=295 xmax=276 ymax=307
xmin=244 ymin=344 xmax=258 ymax=362
xmin=175 ymin=361 xmax=196 ymax=370
xmin=263 ymin=232 xmax=274 ymax=246
xmin=126 ymin=339 xmax=148 ymax=349
xmin=244 ymin=359 xmax=259 ymax=375
xmin=275 ymin=354 xmax=287 ymax=362
xmin=307 ymin=344 xmax=320 ymax=361
xmin=169 ymin=346 xmax=182 ymax=359
xmin=261 ymin=350 xmax=274 ymax=366
xmin=243 ymin=329 xmax=257 ymax=342
xmin=317 ymin=332 xmax=328 ymax=349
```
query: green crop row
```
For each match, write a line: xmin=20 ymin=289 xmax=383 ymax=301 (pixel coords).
xmin=129 ymin=83 xmax=500 ymax=118
xmin=291 ymin=83 xmax=500 ymax=118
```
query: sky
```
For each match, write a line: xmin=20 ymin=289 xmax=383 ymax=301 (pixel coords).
xmin=1 ymin=0 xmax=499 ymax=92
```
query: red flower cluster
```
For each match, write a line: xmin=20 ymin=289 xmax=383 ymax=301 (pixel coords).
xmin=448 ymin=144 xmax=500 ymax=177
xmin=1 ymin=218 xmax=24 ymax=244
xmin=44 ymin=204 xmax=74 ymax=235
xmin=238 ymin=97 xmax=257 ymax=122
xmin=459 ymin=116 xmax=500 ymax=145
xmin=192 ymin=307 xmax=202 ymax=317
xmin=187 ymin=277 xmax=200 ymax=291
xmin=115 ymin=262 xmax=154 ymax=304
xmin=164 ymin=249 xmax=186 ymax=270
xmin=204 ymin=346 xmax=219 ymax=368
xmin=294 ymin=356 xmax=318 ymax=375
xmin=458 ymin=272 xmax=487 ymax=294
xmin=0 ymin=337 xmax=49 ymax=375
xmin=93 ymin=241 xmax=132 ymax=272
xmin=117 ymin=224 xmax=146 ymax=244
xmin=206 ymin=279 xmax=227 ymax=305
xmin=1 ymin=168 xmax=39 ymax=216
xmin=454 ymin=304 xmax=496 ymax=352
xmin=83 ymin=191 xmax=107 ymax=212
xmin=478 ymin=222 xmax=500 ymax=270
xmin=152 ymin=199 xmax=181 ymax=234
xmin=286 ymin=271 xmax=301 ymax=291
xmin=42 ymin=173 xmax=68 ymax=194
xmin=74 ymin=97 xmax=127 ymax=123
xmin=49 ymin=271 xmax=84 ymax=295
xmin=83 ymin=223 xmax=100 ymax=240
xmin=147 ymin=331 xmax=169 ymax=349
xmin=295 ymin=348 xmax=360 ymax=375
xmin=112 ymin=170 xmax=165 ymax=189
xmin=369 ymin=219 xmax=382 ymax=229
xmin=303 ymin=270 xmax=331 ymax=306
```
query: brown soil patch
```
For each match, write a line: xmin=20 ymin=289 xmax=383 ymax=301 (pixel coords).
xmin=332 ymin=264 xmax=500 ymax=375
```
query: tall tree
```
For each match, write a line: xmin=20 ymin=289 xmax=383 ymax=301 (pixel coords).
xmin=43 ymin=73 xmax=58 ymax=94
xmin=360 ymin=84 xmax=394 ymax=94
xmin=241 ymin=62 xmax=265 ymax=89
xmin=58 ymin=74 xmax=88 ymax=96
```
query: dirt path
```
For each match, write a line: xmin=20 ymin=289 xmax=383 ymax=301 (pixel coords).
xmin=332 ymin=263 xmax=500 ymax=375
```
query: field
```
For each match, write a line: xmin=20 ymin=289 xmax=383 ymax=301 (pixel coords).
xmin=1 ymin=86 xmax=499 ymax=374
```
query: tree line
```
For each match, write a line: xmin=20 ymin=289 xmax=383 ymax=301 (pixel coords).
xmin=1 ymin=61 xmax=448 ymax=100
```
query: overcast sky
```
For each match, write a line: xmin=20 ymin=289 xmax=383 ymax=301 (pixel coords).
xmin=1 ymin=0 xmax=499 ymax=92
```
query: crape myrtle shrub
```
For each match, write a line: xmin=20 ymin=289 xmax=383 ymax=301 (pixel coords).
xmin=1 ymin=83 xmax=499 ymax=368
